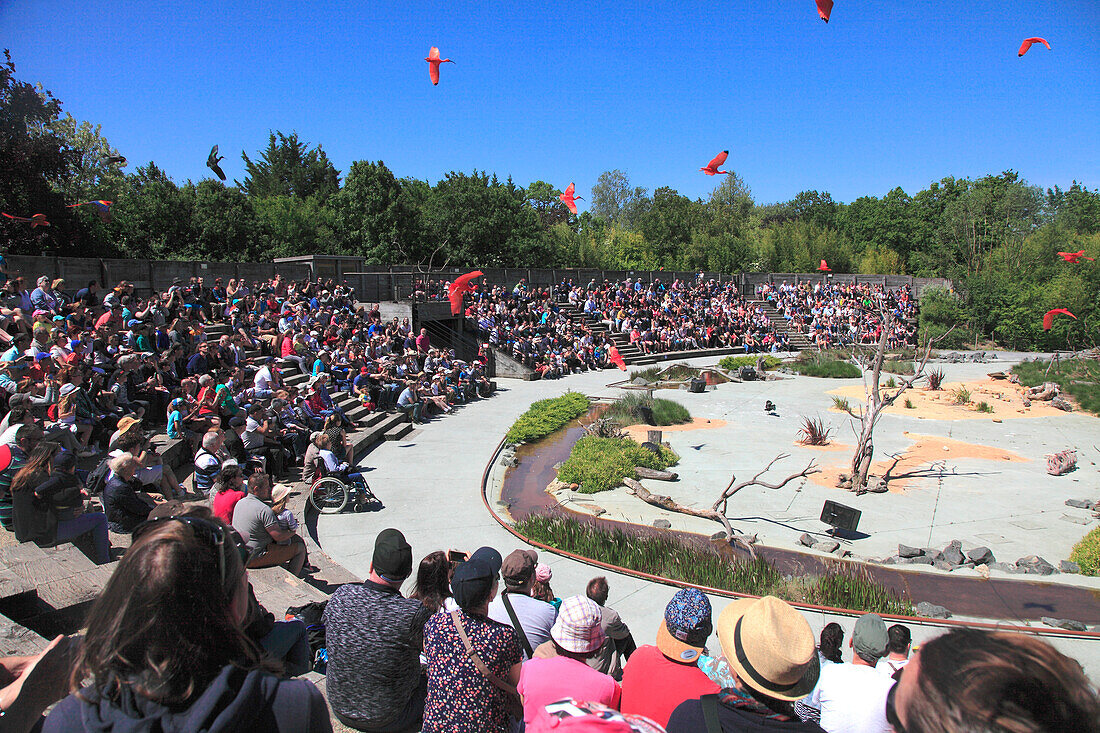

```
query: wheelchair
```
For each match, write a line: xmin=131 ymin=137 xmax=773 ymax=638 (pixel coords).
xmin=307 ymin=458 xmax=378 ymax=514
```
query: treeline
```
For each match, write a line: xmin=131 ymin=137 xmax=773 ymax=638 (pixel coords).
xmin=2 ymin=52 xmax=1099 ymax=350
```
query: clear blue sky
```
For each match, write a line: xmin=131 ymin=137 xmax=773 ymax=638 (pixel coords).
xmin=3 ymin=1 xmax=1098 ymax=208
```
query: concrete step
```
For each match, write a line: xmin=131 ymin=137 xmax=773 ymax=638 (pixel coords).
xmin=383 ymin=421 xmax=414 ymax=441
xmin=284 ymin=373 xmax=309 ymax=387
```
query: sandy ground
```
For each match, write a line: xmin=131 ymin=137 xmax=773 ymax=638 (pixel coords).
xmin=828 ymin=378 xmax=1073 ymax=421
xmin=623 ymin=417 xmax=727 ymax=442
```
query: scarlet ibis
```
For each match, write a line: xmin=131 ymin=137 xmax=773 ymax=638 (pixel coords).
xmin=207 ymin=145 xmax=226 ymax=181
xmin=1018 ymin=37 xmax=1050 ymax=57
xmin=559 ymin=182 xmax=584 ymax=214
xmin=608 ymin=346 xmax=627 ymax=371
xmin=817 ymin=259 xmax=831 ymax=272
xmin=816 ymin=0 xmax=833 ymax=23
xmin=1043 ymin=308 xmax=1076 ymax=330
xmin=425 ymin=46 xmax=454 ymax=86
xmin=1058 ymin=250 xmax=1094 ymax=263
xmin=447 ymin=270 xmax=483 ymax=315
xmin=700 ymin=151 xmax=730 ymax=176
xmin=1 ymin=212 xmax=50 ymax=228
xmin=67 ymin=200 xmax=113 ymax=224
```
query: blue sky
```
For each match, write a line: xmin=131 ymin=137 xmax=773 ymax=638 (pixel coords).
xmin=3 ymin=1 xmax=1098 ymax=207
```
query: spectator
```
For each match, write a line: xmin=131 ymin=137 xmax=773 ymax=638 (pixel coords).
xmin=410 ymin=550 xmax=453 ymax=615
xmin=886 ymin=627 xmax=1100 ymax=733
xmin=231 ymin=471 xmax=311 ymax=577
xmin=396 ymin=380 xmax=423 ymax=424
xmin=528 ymin=699 xmax=667 ymax=733
xmin=193 ymin=429 xmax=225 ymax=498
xmin=519 ymin=595 xmax=621 ymax=725
xmin=422 ymin=555 xmax=523 ymax=733
xmin=102 ymin=454 xmax=158 ymax=533
xmin=531 ymin=563 xmax=560 ymax=610
xmin=794 ymin=622 xmax=845 ymax=724
xmin=324 ymin=528 xmax=430 ymax=732
xmin=0 ymin=424 xmax=43 ymax=530
xmin=0 ymin=633 xmax=79 ymax=733
xmin=489 ymin=548 xmax=557 ymax=659
xmin=805 ymin=613 xmax=893 ymax=733
xmin=223 ymin=415 xmax=250 ymax=466
xmin=210 ymin=464 xmax=247 ymax=524
xmin=620 ymin=588 xmax=719 ymax=727
xmin=876 ymin=623 xmax=911 ymax=678
xmin=666 ymin=596 xmax=822 ymax=733
xmin=43 ymin=513 xmax=332 ymax=732
xmin=586 ymin=576 xmax=636 ymax=678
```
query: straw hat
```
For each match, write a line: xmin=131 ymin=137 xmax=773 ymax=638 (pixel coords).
xmin=271 ymin=483 xmax=292 ymax=506
xmin=715 ymin=596 xmax=819 ymax=702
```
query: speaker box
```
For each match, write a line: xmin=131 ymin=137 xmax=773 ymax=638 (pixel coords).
xmin=820 ymin=500 xmax=861 ymax=533
xmin=688 ymin=377 xmax=706 ymax=393
xmin=739 ymin=366 xmax=756 ymax=381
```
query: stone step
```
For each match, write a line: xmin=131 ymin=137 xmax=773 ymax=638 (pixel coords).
xmin=383 ymin=421 xmax=415 ymax=441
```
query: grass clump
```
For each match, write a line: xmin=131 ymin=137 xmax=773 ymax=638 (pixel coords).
xmin=976 ymin=401 xmax=993 ymax=413
xmin=719 ymin=354 xmax=783 ymax=371
xmin=515 ymin=513 xmax=913 ymax=615
xmin=1012 ymin=358 xmax=1100 ymax=415
xmin=1069 ymin=526 xmax=1100 ymax=576
xmin=791 ymin=352 xmax=861 ymax=379
xmin=628 ymin=366 xmax=662 ymax=383
xmin=884 ymin=376 xmax=897 ymax=389
xmin=604 ymin=392 xmax=692 ymax=427
xmin=505 ymin=392 xmax=590 ymax=444
xmin=557 ymin=436 xmax=678 ymax=493
xmin=952 ymin=387 xmax=971 ymax=405
xmin=831 ymin=396 xmax=851 ymax=413
xmin=904 ymin=398 xmax=915 ymax=409
xmin=797 ymin=416 xmax=833 ymax=446
xmin=882 ymin=359 xmax=916 ymax=375
xmin=926 ymin=368 xmax=946 ymax=391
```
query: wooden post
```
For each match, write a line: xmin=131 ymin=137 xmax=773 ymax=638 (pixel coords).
xmin=647 ymin=430 xmax=663 ymax=445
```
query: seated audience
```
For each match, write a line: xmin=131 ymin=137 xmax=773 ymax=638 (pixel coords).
xmin=488 ymin=549 xmax=557 ymax=659
xmin=806 ymin=613 xmax=893 ymax=733
xmin=586 ymin=576 xmax=636 ymax=678
xmin=231 ymin=472 xmax=311 ymax=577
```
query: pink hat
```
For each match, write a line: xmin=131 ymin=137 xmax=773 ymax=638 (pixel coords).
xmin=549 ymin=596 xmax=605 ymax=654
xmin=535 ymin=563 xmax=552 ymax=583
xmin=529 ymin=699 xmax=666 ymax=733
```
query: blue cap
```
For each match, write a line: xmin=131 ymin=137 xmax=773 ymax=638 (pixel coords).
xmin=657 ymin=588 xmax=713 ymax=663
xmin=469 ymin=546 xmax=503 ymax=575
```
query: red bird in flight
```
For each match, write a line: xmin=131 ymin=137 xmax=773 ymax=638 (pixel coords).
xmin=817 ymin=259 xmax=831 ymax=272
xmin=608 ymin=346 xmax=627 ymax=371
xmin=1058 ymin=250 xmax=1094 ymax=263
xmin=447 ymin=270 xmax=483 ymax=315
xmin=559 ymin=183 xmax=584 ymax=215
xmin=1043 ymin=308 xmax=1076 ymax=331
xmin=1 ymin=212 xmax=49 ymax=228
xmin=816 ymin=0 xmax=833 ymax=23
xmin=1018 ymin=38 xmax=1050 ymax=57
xmin=425 ymin=46 xmax=454 ymax=86
xmin=700 ymin=151 xmax=730 ymax=176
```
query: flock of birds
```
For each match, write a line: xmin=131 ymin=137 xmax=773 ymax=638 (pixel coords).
xmin=1 ymin=3 xmax=1069 ymax=333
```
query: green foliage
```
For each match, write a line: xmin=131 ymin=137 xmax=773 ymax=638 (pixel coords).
xmin=627 ymin=367 xmax=662 ymax=383
xmin=504 ymin=392 xmax=590 ymax=444
xmin=904 ymin=398 xmax=915 ymax=409
xmin=240 ymin=131 xmax=339 ymax=200
xmin=926 ymin=369 xmax=945 ymax=390
xmin=557 ymin=436 xmax=678 ymax=493
xmin=918 ymin=288 xmax=973 ymax=348
xmin=1011 ymin=358 xmax=1100 ymax=415
xmin=791 ymin=354 xmax=861 ymax=379
xmin=1069 ymin=526 xmax=1100 ymax=576
xmin=884 ymin=376 xmax=897 ymax=388
xmin=831 ymin=396 xmax=851 ymax=413
xmin=952 ymin=387 xmax=971 ymax=404
xmin=976 ymin=401 xmax=993 ymax=413
xmin=882 ymin=360 xmax=915 ymax=375
xmin=604 ymin=392 xmax=692 ymax=427
xmin=797 ymin=416 xmax=833 ymax=446
xmin=515 ymin=514 xmax=912 ymax=615
xmin=718 ymin=354 xmax=782 ymax=371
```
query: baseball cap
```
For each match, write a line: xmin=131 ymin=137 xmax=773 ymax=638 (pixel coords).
xmin=451 ymin=558 xmax=496 ymax=609
xmin=656 ymin=588 xmax=713 ymax=663
xmin=469 ymin=545 xmax=503 ymax=575
xmin=51 ymin=451 xmax=77 ymax=471
xmin=852 ymin=613 xmax=888 ymax=661
xmin=550 ymin=596 xmax=606 ymax=654
xmin=502 ymin=549 xmax=538 ymax=586
xmin=372 ymin=528 xmax=413 ymax=582
xmin=228 ymin=415 xmax=247 ymax=428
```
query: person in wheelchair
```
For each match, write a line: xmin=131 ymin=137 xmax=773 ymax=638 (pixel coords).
xmin=315 ymin=433 xmax=366 ymax=489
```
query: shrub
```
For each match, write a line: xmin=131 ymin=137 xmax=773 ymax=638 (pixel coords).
xmin=904 ymin=398 xmax=915 ymax=409
xmin=1012 ymin=358 xmax=1100 ymax=416
xmin=797 ymin=416 xmax=833 ymax=446
xmin=651 ymin=398 xmax=692 ymax=426
xmin=926 ymin=368 xmax=945 ymax=391
xmin=505 ymin=392 xmax=590 ymax=444
xmin=792 ymin=360 xmax=861 ymax=379
xmin=882 ymin=359 xmax=916 ymax=375
xmin=1070 ymin=526 xmax=1100 ymax=576
xmin=884 ymin=376 xmax=897 ymax=389
xmin=952 ymin=387 xmax=971 ymax=405
xmin=976 ymin=401 xmax=993 ymax=413
xmin=918 ymin=287 xmax=974 ymax=349
xmin=515 ymin=513 xmax=912 ymax=615
xmin=557 ymin=436 xmax=678 ymax=493
xmin=831 ymin=396 xmax=851 ymax=413
xmin=719 ymin=354 xmax=783 ymax=371
xmin=604 ymin=392 xmax=692 ymax=427
xmin=628 ymin=366 xmax=662 ymax=383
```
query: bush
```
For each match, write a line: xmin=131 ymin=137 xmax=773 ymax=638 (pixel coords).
xmin=797 ymin=417 xmax=833 ymax=446
xmin=1070 ymin=526 xmax=1100 ymax=576
xmin=1012 ymin=358 xmax=1100 ymax=415
xmin=557 ymin=436 xmax=678 ymax=493
xmin=792 ymin=359 xmax=861 ymax=379
xmin=831 ymin=396 xmax=851 ymax=413
xmin=719 ymin=354 xmax=783 ymax=371
xmin=952 ymin=387 xmax=971 ymax=405
xmin=884 ymin=376 xmax=897 ymax=389
xmin=882 ymin=359 xmax=915 ymax=375
xmin=976 ymin=401 xmax=993 ymax=413
xmin=919 ymin=287 xmax=974 ymax=349
xmin=628 ymin=367 xmax=662 ymax=383
xmin=926 ymin=368 xmax=945 ymax=390
xmin=505 ymin=392 xmax=590 ymax=444
xmin=604 ymin=392 xmax=692 ymax=427
xmin=904 ymin=398 xmax=915 ymax=409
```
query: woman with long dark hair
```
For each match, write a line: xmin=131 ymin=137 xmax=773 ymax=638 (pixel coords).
xmin=43 ymin=513 xmax=331 ymax=731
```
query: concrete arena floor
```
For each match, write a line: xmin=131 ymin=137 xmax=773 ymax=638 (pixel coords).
xmin=315 ymin=353 xmax=1100 ymax=681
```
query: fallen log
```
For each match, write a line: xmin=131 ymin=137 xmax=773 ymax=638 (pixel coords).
xmin=634 ymin=466 xmax=679 ymax=481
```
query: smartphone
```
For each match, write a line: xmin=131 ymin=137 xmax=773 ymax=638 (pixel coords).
xmin=447 ymin=549 xmax=468 ymax=564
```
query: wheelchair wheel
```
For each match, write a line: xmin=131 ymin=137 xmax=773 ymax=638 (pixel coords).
xmin=309 ymin=477 xmax=349 ymax=514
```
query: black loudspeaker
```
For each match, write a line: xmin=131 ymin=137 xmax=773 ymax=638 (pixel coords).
xmin=820 ymin=500 xmax=861 ymax=533
xmin=739 ymin=366 xmax=756 ymax=381
xmin=689 ymin=377 xmax=706 ymax=393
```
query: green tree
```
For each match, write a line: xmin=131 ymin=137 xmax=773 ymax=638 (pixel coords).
xmin=110 ymin=163 xmax=195 ymax=260
xmin=239 ymin=131 xmax=340 ymax=200
xmin=1047 ymin=182 xmax=1100 ymax=235
xmin=525 ymin=180 xmax=570 ymax=229
xmin=590 ymin=170 xmax=649 ymax=228
xmin=189 ymin=181 xmax=262 ymax=261
xmin=333 ymin=160 xmax=414 ymax=263
xmin=254 ymin=195 xmax=337 ymax=258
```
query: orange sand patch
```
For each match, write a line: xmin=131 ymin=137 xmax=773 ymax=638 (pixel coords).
xmin=810 ymin=432 xmax=1029 ymax=493
xmin=828 ymin=378 xmax=1075 ymax=421
xmin=794 ymin=441 xmax=853 ymax=453
xmin=623 ymin=417 xmax=727 ymax=442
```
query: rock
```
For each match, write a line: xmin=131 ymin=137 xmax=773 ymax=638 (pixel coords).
xmin=592 ymin=507 xmax=606 ymax=517
xmin=865 ymin=478 xmax=888 ymax=493
xmin=902 ymin=556 xmax=934 ymax=565
xmin=915 ymin=602 xmax=951 ymax=619
xmin=1041 ymin=617 xmax=1088 ymax=632
xmin=632 ymin=377 xmax=649 ymax=385
xmin=501 ymin=455 xmax=519 ymax=467
xmin=799 ymin=533 xmax=817 ymax=548
xmin=652 ymin=519 xmax=672 ymax=529
xmin=1059 ymin=559 xmax=1081 ymax=574
xmin=881 ymin=556 xmax=898 ymax=565
xmin=733 ymin=533 xmax=758 ymax=546
xmin=933 ymin=559 xmax=956 ymax=571
xmin=925 ymin=549 xmax=945 ymax=563
xmin=552 ymin=461 xmax=564 ymax=470
xmin=942 ymin=541 xmax=966 ymax=566
xmin=1051 ymin=396 xmax=1073 ymax=412
xmin=817 ymin=539 xmax=841 ymax=553
xmin=898 ymin=544 xmax=924 ymax=558
xmin=545 ymin=480 xmax=571 ymax=494
xmin=640 ymin=441 xmax=662 ymax=455
xmin=976 ymin=563 xmax=990 ymax=579
xmin=833 ymin=547 xmax=851 ymax=558
xmin=967 ymin=546 xmax=995 ymax=565
xmin=1022 ymin=398 xmax=1032 ymax=407
xmin=990 ymin=561 xmax=1019 ymax=574
xmin=710 ymin=531 xmax=728 ymax=541
xmin=1065 ymin=499 xmax=1093 ymax=509
xmin=1016 ymin=555 xmax=1057 ymax=575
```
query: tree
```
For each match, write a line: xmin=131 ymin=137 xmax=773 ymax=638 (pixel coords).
xmin=45 ymin=113 xmax=127 ymax=205
xmin=525 ymin=180 xmax=570 ymax=228
xmin=636 ymin=187 xmax=703 ymax=267
xmin=1047 ymin=182 xmax=1100 ymax=235
xmin=190 ymin=181 xmax=262 ymax=262
xmin=110 ymin=164 xmax=195 ymax=260
xmin=254 ymin=195 xmax=337 ymax=258
xmin=333 ymin=160 xmax=414 ymax=263
xmin=590 ymin=170 xmax=649 ymax=228
xmin=239 ymin=131 xmax=340 ymax=200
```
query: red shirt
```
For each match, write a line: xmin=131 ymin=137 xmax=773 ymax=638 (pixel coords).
xmin=620 ymin=644 xmax=719 ymax=728
xmin=212 ymin=489 xmax=246 ymax=524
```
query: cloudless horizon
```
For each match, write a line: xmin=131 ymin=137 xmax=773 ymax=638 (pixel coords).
xmin=3 ymin=1 xmax=1099 ymax=209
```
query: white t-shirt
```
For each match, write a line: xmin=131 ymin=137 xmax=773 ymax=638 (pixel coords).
xmin=875 ymin=656 xmax=909 ymax=678
xmin=809 ymin=662 xmax=895 ymax=733
xmin=487 ymin=591 xmax=558 ymax=659
xmin=254 ymin=365 xmax=273 ymax=390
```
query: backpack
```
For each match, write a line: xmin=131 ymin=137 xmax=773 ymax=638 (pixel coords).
xmin=85 ymin=454 xmax=113 ymax=496
xmin=285 ymin=600 xmax=328 ymax=669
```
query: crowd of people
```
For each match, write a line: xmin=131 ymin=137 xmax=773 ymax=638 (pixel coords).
xmin=6 ymin=521 xmax=1095 ymax=732
xmin=757 ymin=281 xmax=919 ymax=349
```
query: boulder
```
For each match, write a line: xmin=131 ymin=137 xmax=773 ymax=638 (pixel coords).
xmin=1059 ymin=559 xmax=1081 ymax=574
xmin=915 ymin=602 xmax=951 ymax=619
xmin=640 ymin=441 xmax=662 ymax=456
xmin=1065 ymin=499 xmax=1093 ymax=509
xmin=990 ymin=562 xmax=1019 ymax=574
xmin=902 ymin=556 xmax=934 ymax=565
xmin=933 ymin=559 xmax=956 ymax=571
xmin=1041 ymin=617 xmax=1088 ymax=632
xmin=897 ymin=544 xmax=924 ymax=558
xmin=652 ymin=519 xmax=672 ymax=529
xmin=865 ymin=479 xmax=889 ymax=493
xmin=967 ymin=546 xmax=995 ymax=565
xmin=632 ymin=377 xmax=649 ymax=385
xmin=941 ymin=541 xmax=966 ymax=566
xmin=1051 ymin=396 xmax=1073 ymax=412
xmin=1016 ymin=555 xmax=1057 ymax=575
xmin=710 ymin=531 xmax=729 ymax=541
xmin=799 ymin=533 xmax=817 ymax=548
xmin=501 ymin=454 xmax=519 ymax=468
xmin=817 ymin=539 xmax=841 ymax=554
xmin=833 ymin=548 xmax=851 ymax=558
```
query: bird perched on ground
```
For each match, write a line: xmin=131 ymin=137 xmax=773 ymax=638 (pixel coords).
xmin=1018 ymin=37 xmax=1050 ymax=57
xmin=700 ymin=151 xmax=730 ymax=176
xmin=765 ymin=400 xmax=777 ymax=414
xmin=559 ymin=182 xmax=584 ymax=214
xmin=425 ymin=46 xmax=454 ymax=86
xmin=207 ymin=145 xmax=226 ymax=181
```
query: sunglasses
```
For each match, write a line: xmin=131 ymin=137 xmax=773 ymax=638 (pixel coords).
xmin=132 ymin=515 xmax=245 ymax=585
xmin=885 ymin=671 xmax=906 ymax=733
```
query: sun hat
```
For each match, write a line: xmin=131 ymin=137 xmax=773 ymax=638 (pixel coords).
xmin=852 ymin=613 xmax=888 ymax=661
xmin=502 ymin=549 xmax=538 ymax=587
xmin=716 ymin=595 xmax=819 ymax=702
xmin=656 ymin=588 xmax=713 ymax=663
xmin=116 ymin=415 xmax=142 ymax=434
xmin=372 ymin=527 xmax=413 ymax=582
xmin=270 ymin=483 xmax=293 ymax=506
xmin=451 ymin=558 xmax=496 ymax=609
xmin=550 ymin=596 xmax=606 ymax=654
xmin=529 ymin=699 xmax=666 ymax=733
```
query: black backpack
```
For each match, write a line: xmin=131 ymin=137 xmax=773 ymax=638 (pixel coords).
xmin=85 ymin=455 xmax=113 ymax=496
xmin=285 ymin=600 xmax=328 ymax=657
